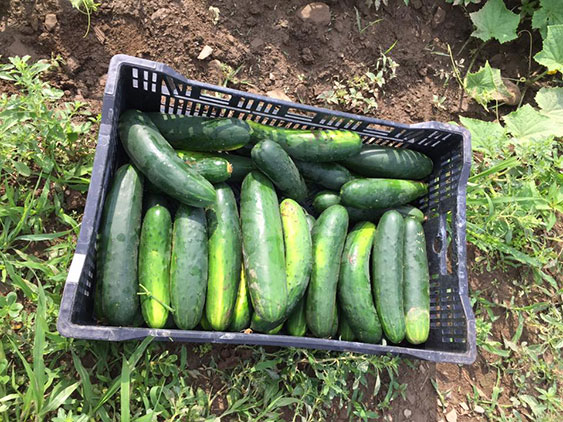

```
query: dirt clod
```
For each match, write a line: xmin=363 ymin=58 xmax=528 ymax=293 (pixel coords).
xmin=45 ymin=14 xmax=57 ymax=32
xmin=432 ymin=7 xmax=446 ymax=29
xmin=301 ymin=47 xmax=314 ymax=65
xmin=297 ymin=2 xmax=331 ymax=26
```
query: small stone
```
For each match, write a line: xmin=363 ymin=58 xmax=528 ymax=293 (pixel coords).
xmin=474 ymin=405 xmax=485 ymax=414
xmin=446 ymin=408 xmax=457 ymax=422
xmin=250 ymin=37 xmax=264 ymax=49
xmin=44 ymin=14 xmax=57 ymax=32
xmin=266 ymin=89 xmax=292 ymax=102
xmin=432 ymin=7 xmax=446 ymax=29
xmin=301 ymin=47 xmax=314 ymax=65
xmin=459 ymin=402 xmax=469 ymax=411
xmin=66 ymin=56 xmax=80 ymax=73
xmin=197 ymin=45 xmax=213 ymax=60
xmin=297 ymin=2 xmax=331 ymax=26
xmin=404 ymin=409 xmax=412 ymax=418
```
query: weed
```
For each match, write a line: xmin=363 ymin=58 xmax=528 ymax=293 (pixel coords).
xmin=69 ymin=0 xmax=101 ymax=37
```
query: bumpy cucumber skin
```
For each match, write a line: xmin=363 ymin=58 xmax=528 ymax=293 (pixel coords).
xmin=176 ymin=150 xmax=233 ymax=183
xmin=340 ymin=178 xmax=428 ymax=210
xmin=138 ymin=205 xmax=172 ymax=329
xmin=119 ymin=110 xmax=216 ymax=207
xmin=206 ymin=184 xmax=242 ymax=331
xmin=312 ymin=191 xmax=341 ymax=215
xmin=286 ymin=297 xmax=307 ymax=337
xmin=280 ymin=199 xmax=313 ymax=315
xmin=342 ymin=144 xmax=433 ymax=180
xmin=248 ymin=121 xmax=362 ymax=162
xmin=241 ymin=171 xmax=288 ymax=323
xmin=338 ymin=222 xmax=382 ymax=344
xmin=306 ymin=205 xmax=349 ymax=338
xmin=294 ymin=161 xmax=352 ymax=190
xmin=148 ymin=113 xmax=251 ymax=151
xmin=251 ymin=140 xmax=307 ymax=202
xmin=372 ymin=210 xmax=406 ymax=344
xmin=229 ymin=264 xmax=252 ymax=332
xmin=339 ymin=314 xmax=356 ymax=342
xmin=98 ymin=164 xmax=143 ymax=326
xmin=170 ymin=205 xmax=208 ymax=330
xmin=403 ymin=218 xmax=430 ymax=344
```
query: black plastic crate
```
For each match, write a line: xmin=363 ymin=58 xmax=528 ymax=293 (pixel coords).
xmin=57 ymin=55 xmax=476 ymax=364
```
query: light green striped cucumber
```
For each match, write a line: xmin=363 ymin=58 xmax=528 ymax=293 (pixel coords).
xmin=372 ymin=210 xmax=406 ymax=343
xmin=404 ymin=218 xmax=430 ymax=344
xmin=98 ymin=164 xmax=143 ymax=326
xmin=306 ymin=205 xmax=349 ymax=338
xmin=340 ymin=178 xmax=428 ymax=210
xmin=312 ymin=191 xmax=341 ymax=215
xmin=139 ymin=205 xmax=172 ymax=328
xmin=229 ymin=264 xmax=252 ymax=332
xmin=170 ymin=205 xmax=208 ymax=330
xmin=338 ymin=222 xmax=382 ymax=343
xmin=206 ymin=183 xmax=242 ymax=331
xmin=241 ymin=171 xmax=288 ymax=323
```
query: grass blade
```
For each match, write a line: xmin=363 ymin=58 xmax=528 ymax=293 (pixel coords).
xmin=121 ymin=357 xmax=131 ymax=422
xmin=33 ymin=282 xmax=47 ymax=417
xmin=40 ymin=381 xmax=80 ymax=416
xmin=71 ymin=351 xmax=95 ymax=413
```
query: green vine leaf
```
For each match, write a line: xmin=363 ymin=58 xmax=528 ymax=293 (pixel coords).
xmin=534 ymin=24 xmax=563 ymax=73
xmin=470 ymin=0 xmax=520 ymax=43
xmin=464 ymin=61 xmax=510 ymax=108
xmin=532 ymin=0 xmax=563 ymax=39
xmin=503 ymin=104 xmax=562 ymax=141
xmin=535 ymin=87 xmax=563 ymax=124
xmin=459 ymin=116 xmax=506 ymax=153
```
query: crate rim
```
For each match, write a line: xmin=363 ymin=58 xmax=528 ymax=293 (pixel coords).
xmin=57 ymin=54 xmax=476 ymax=365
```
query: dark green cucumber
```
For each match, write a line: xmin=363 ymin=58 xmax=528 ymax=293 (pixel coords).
xmin=250 ymin=313 xmax=282 ymax=333
xmin=139 ymin=205 xmax=172 ymax=329
xmin=404 ymin=218 xmax=430 ymax=344
xmin=281 ymin=199 xmax=313 ymax=314
xmin=148 ymin=113 xmax=251 ymax=151
xmin=372 ymin=210 xmax=406 ymax=343
xmin=342 ymin=144 xmax=433 ymax=180
xmin=294 ymin=161 xmax=352 ymax=190
xmin=200 ymin=313 xmax=212 ymax=331
xmin=248 ymin=121 xmax=362 ymax=162
xmin=251 ymin=140 xmax=307 ymax=202
xmin=216 ymin=153 xmax=255 ymax=182
xmin=339 ymin=314 xmax=356 ymax=341
xmin=338 ymin=222 xmax=382 ymax=343
xmin=98 ymin=164 xmax=143 ymax=326
xmin=119 ymin=110 xmax=216 ymax=207
xmin=330 ymin=306 xmax=339 ymax=338
xmin=206 ymin=184 xmax=242 ymax=331
xmin=306 ymin=205 xmax=349 ymax=338
xmin=267 ymin=322 xmax=284 ymax=334
xmin=312 ymin=191 xmax=341 ymax=215
xmin=340 ymin=178 xmax=428 ymax=210
xmin=286 ymin=297 xmax=307 ymax=337
xmin=241 ymin=171 xmax=288 ymax=323
xmin=170 ymin=205 xmax=208 ymax=330
xmin=305 ymin=214 xmax=316 ymax=232
xmin=229 ymin=264 xmax=252 ymax=332
xmin=346 ymin=205 xmax=424 ymax=223
xmin=176 ymin=150 xmax=233 ymax=183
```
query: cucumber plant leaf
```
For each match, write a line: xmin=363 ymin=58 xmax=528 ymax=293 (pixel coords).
xmin=470 ymin=0 xmax=520 ymax=43
xmin=503 ymin=104 xmax=563 ymax=141
xmin=464 ymin=61 xmax=510 ymax=108
xmin=535 ymin=87 xmax=563 ymax=123
xmin=532 ymin=0 xmax=563 ymax=39
xmin=534 ymin=24 xmax=563 ymax=73
xmin=459 ymin=117 xmax=506 ymax=154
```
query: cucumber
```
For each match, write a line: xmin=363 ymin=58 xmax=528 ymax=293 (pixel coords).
xmin=176 ymin=150 xmax=233 ymax=183
xmin=170 ymin=205 xmax=208 ymax=330
xmin=294 ymin=161 xmax=352 ymax=190
xmin=119 ymin=110 xmax=216 ymax=207
xmin=241 ymin=171 xmax=288 ymax=323
xmin=267 ymin=322 xmax=284 ymax=334
xmin=306 ymin=205 xmax=349 ymax=338
xmin=251 ymin=140 xmax=307 ymax=202
xmin=98 ymin=164 xmax=143 ymax=326
xmin=346 ymin=205 xmax=424 ymax=223
xmin=330 ymin=306 xmax=339 ymax=338
xmin=199 ymin=313 xmax=212 ymax=331
xmin=229 ymin=264 xmax=252 ymax=332
xmin=248 ymin=121 xmax=362 ymax=162
xmin=305 ymin=214 xmax=316 ymax=232
xmin=338 ymin=222 xmax=382 ymax=343
xmin=280 ymin=199 xmax=313 ymax=314
xmin=312 ymin=191 xmax=341 ymax=215
xmin=206 ymin=184 xmax=242 ymax=331
xmin=339 ymin=314 xmax=356 ymax=341
xmin=340 ymin=178 xmax=427 ymax=210
xmin=138 ymin=205 xmax=172 ymax=329
xmin=404 ymin=218 xmax=430 ymax=344
xmin=250 ymin=313 xmax=282 ymax=333
xmin=396 ymin=206 xmax=425 ymax=223
xmin=148 ymin=113 xmax=251 ymax=151
xmin=342 ymin=144 xmax=433 ymax=180
xmin=286 ymin=297 xmax=307 ymax=337
xmin=372 ymin=210 xmax=406 ymax=343
xmin=217 ymin=153 xmax=255 ymax=182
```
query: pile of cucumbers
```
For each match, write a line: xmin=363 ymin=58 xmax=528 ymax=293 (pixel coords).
xmin=96 ymin=109 xmax=433 ymax=345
